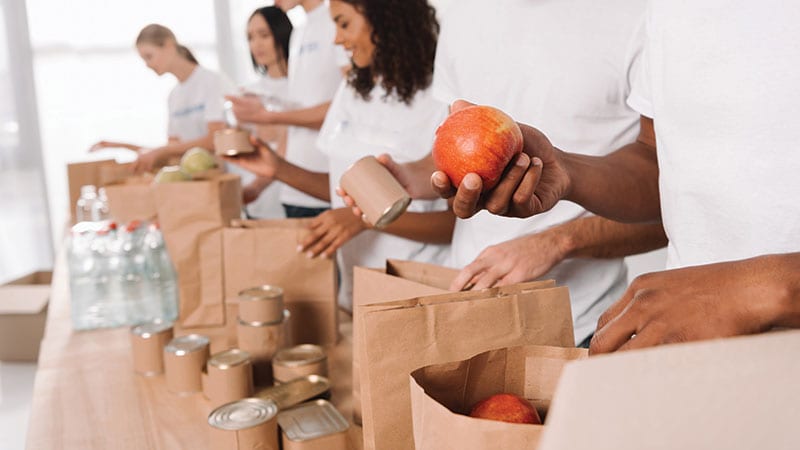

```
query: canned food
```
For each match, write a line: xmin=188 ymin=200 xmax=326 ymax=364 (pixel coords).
xmin=130 ymin=320 xmax=174 ymax=376
xmin=272 ymin=344 xmax=328 ymax=384
xmin=205 ymin=348 xmax=254 ymax=407
xmin=278 ymin=400 xmax=349 ymax=450
xmin=208 ymin=398 xmax=279 ymax=450
xmin=237 ymin=310 xmax=289 ymax=386
xmin=254 ymin=374 xmax=331 ymax=410
xmin=339 ymin=155 xmax=411 ymax=228
xmin=238 ymin=285 xmax=284 ymax=324
xmin=163 ymin=334 xmax=210 ymax=395
xmin=213 ymin=128 xmax=255 ymax=157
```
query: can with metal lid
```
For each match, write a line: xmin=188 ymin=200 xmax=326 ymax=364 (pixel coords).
xmin=254 ymin=374 xmax=331 ymax=410
xmin=163 ymin=334 xmax=210 ymax=395
xmin=130 ymin=320 xmax=174 ymax=376
xmin=339 ymin=155 xmax=411 ymax=228
xmin=237 ymin=310 xmax=289 ymax=386
xmin=278 ymin=400 xmax=349 ymax=450
xmin=272 ymin=344 xmax=328 ymax=384
xmin=237 ymin=285 xmax=284 ymax=324
xmin=205 ymin=348 xmax=254 ymax=407
xmin=208 ymin=398 xmax=279 ymax=450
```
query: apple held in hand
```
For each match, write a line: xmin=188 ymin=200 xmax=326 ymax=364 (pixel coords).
xmin=469 ymin=393 xmax=542 ymax=425
xmin=432 ymin=105 xmax=523 ymax=191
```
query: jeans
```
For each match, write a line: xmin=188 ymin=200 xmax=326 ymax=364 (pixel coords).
xmin=577 ymin=333 xmax=594 ymax=349
xmin=282 ymin=204 xmax=329 ymax=219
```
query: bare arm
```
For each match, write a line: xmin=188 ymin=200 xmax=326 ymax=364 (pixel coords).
xmin=227 ymin=94 xmax=332 ymax=130
xmin=450 ymin=215 xmax=667 ymax=291
xmin=132 ymin=122 xmax=225 ymax=173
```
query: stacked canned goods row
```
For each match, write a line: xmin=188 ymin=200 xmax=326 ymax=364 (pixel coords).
xmin=128 ymin=284 xmax=348 ymax=449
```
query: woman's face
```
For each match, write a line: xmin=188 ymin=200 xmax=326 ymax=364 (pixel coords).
xmin=248 ymin=14 xmax=279 ymax=68
xmin=137 ymin=42 xmax=171 ymax=76
xmin=330 ymin=1 xmax=375 ymax=69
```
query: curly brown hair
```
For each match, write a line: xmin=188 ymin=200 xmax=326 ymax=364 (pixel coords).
xmin=338 ymin=0 xmax=439 ymax=105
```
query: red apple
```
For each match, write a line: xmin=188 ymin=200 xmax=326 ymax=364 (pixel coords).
xmin=432 ymin=105 xmax=523 ymax=191
xmin=469 ymin=393 xmax=541 ymax=425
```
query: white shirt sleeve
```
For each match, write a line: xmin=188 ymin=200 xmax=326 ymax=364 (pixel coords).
xmin=625 ymin=12 xmax=654 ymax=119
xmin=203 ymin=71 xmax=232 ymax=124
xmin=333 ymin=44 xmax=350 ymax=68
xmin=166 ymin=90 xmax=178 ymax=138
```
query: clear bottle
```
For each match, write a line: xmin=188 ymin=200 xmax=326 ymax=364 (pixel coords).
xmin=143 ymin=222 xmax=178 ymax=322
xmin=92 ymin=187 xmax=111 ymax=221
xmin=116 ymin=220 xmax=149 ymax=324
xmin=75 ymin=185 xmax=98 ymax=222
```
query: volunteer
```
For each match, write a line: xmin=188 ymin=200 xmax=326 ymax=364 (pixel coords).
xmin=90 ymin=24 xmax=232 ymax=173
xmin=432 ymin=2 xmax=800 ymax=353
xmin=340 ymin=0 xmax=667 ymax=346
xmin=227 ymin=0 xmax=453 ymax=309
xmin=231 ymin=6 xmax=293 ymax=219
xmin=227 ymin=0 xmax=349 ymax=218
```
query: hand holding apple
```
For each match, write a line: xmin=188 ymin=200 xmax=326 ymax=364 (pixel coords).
xmin=469 ymin=393 xmax=542 ymax=425
xmin=432 ymin=100 xmax=570 ymax=220
xmin=432 ymin=104 xmax=523 ymax=191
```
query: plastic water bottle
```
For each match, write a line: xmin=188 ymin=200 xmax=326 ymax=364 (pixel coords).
xmin=75 ymin=185 xmax=98 ymax=222
xmin=92 ymin=187 xmax=111 ymax=221
xmin=143 ymin=223 xmax=178 ymax=322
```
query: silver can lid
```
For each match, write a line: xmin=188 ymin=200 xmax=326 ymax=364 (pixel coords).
xmin=208 ymin=398 xmax=278 ymax=431
xmin=273 ymin=344 xmax=326 ymax=368
xmin=238 ymin=309 xmax=290 ymax=327
xmin=164 ymin=334 xmax=210 ymax=356
xmin=238 ymin=285 xmax=284 ymax=301
xmin=131 ymin=320 xmax=173 ymax=339
xmin=208 ymin=348 xmax=250 ymax=369
xmin=278 ymin=400 xmax=349 ymax=442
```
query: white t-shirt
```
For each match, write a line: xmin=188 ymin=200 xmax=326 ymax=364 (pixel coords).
xmin=318 ymin=81 xmax=451 ymax=309
xmin=229 ymin=75 xmax=290 ymax=219
xmin=627 ymin=1 xmax=800 ymax=270
xmin=167 ymin=65 xmax=232 ymax=141
xmin=281 ymin=4 xmax=349 ymax=208
xmin=434 ymin=0 xmax=646 ymax=343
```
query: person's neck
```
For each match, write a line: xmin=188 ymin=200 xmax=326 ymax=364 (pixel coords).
xmin=266 ymin=60 xmax=288 ymax=78
xmin=171 ymin=59 xmax=197 ymax=83
xmin=301 ymin=0 xmax=323 ymax=13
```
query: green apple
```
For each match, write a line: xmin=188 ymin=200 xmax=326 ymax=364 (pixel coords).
xmin=180 ymin=147 xmax=217 ymax=175
xmin=154 ymin=165 xmax=191 ymax=183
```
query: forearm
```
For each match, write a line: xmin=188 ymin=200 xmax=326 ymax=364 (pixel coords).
xmin=380 ymin=209 xmax=455 ymax=244
xmin=561 ymin=141 xmax=660 ymax=223
xmin=263 ymin=102 xmax=331 ymax=130
xmin=160 ymin=134 xmax=215 ymax=158
xmin=551 ymin=216 xmax=667 ymax=259
xmin=762 ymin=253 xmax=800 ymax=329
xmin=273 ymin=158 xmax=331 ymax=202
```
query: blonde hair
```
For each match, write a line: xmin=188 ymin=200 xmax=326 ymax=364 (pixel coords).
xmin=136 ymin=24 xmax=198 ymax=64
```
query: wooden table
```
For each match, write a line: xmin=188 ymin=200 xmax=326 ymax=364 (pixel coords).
xmin=26 ymin=255 xmax=363 ymax=449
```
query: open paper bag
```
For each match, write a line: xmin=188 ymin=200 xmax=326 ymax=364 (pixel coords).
xmin=410 ymin=344 xmax=587 ymax=450
xmin=358 ymin=280 xmax=575 ymax=450
xmin=154 ymin=172 xmax=241 ymax=330
xmin=351 ymin=260 xmax=456 ymax=423
xmin=222 ymin=219 xmax=338 ymax=345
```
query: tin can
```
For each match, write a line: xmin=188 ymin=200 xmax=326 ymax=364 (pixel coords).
xmin=254 ymin=374 xmax=331 ymax=410
xmin=278 ymin=400 xmax=349 ymax=450
xmin=205 ymin=348 xmax=254 ymax=407
xmin=238 ymin=285 xmax=284 ymax=324
xmin=130 ymin=320 xmax=174 ymax=376
xmin=339 ymin=155 xmax=411 ymax=228
xmin=236 ymin=310 xmax=289 ymax=386
xmin=214 ymin=128 xmax=255 ymax=157
xmin=163 ymin=334 xmax=210 ymax=395
xmin=208 ymin=398 xmax=279 ymax=450
xmin=272 ymin=344 xmax=328 ymax=384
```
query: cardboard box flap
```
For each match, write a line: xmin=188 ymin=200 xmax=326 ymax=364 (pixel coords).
xmin=539 ymin=330 xmax=800 ymax=450
xmin=0 ymin=286 xmax=50 ymax=314
xmin=5 ymin=271 xmax=52 ymax=285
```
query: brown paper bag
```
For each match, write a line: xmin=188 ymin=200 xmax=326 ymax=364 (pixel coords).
xmin=358 ymin=281 xmax=575 ymax=450
xmin=409 ymin=345 xmax=587 ymax=450
xmin=103 ymin=175 xmax=157 ymax=223
xmin=351 ymin=260 xmax=456 ymax=423
xmin=222 ymin=219 xmax=338 ymax=345
xmin=154 ymin=173 xmax=242 ymax=329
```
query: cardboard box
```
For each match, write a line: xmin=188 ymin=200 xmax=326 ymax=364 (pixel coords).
xmin=409 ymin=345 xmax=587 ymax=449
xmin=538 ymin=330 xmax=800 ymax=450
xmin=0 ymin=271 xmax=52 ymax=361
